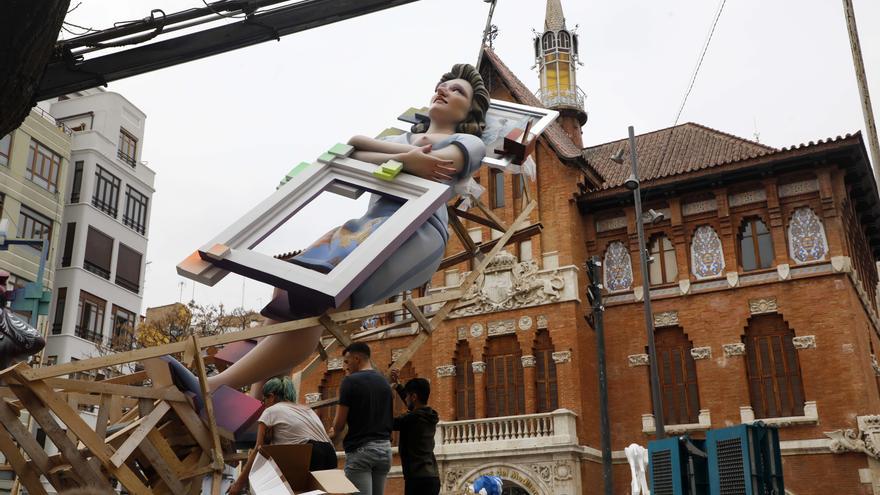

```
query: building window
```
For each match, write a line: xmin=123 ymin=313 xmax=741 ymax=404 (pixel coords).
xmin=123 ymin=185 xmax=149 ymax=235
xmin=788 ymin=207 xmax=828 ymax=264
xmin=485 ymin=335 xmax=526 ymax=417
xmin=70 ymin=161 xmax=83 ymax=203
xmin=542 ymin=32 xmax=556 ymax=50
xmin=25 ymin=139 xmax=62 ymax=193
xmin=318 ymin=370 xmax=344 ymax=431
xmin=512 ymin=174 xmax=525 ymax=202
xmin=648 ymin=235 xmax=678 ymax=285
xmin=52 ymin=287 xmax=66 ymax=335
xmin=534 ymin=330 xmax=558 ymax=413
xmin=61 ymin=222 xmax=76 ymax=267
xmin=651 ymin=326 xmax=700 ymax=425
xmin=490 ymin=169 xmax=505 ymax=209
xmin=454 ymin=340 xmax=476 ymax=420
xmin=92 ymin=165 xmax=120 ymax=218
xmin=603 ymin=241 xmax=633 ymax=292
xmin=744 ymin=314 xmax=805 ymax=419
xmin=518 ymin=240 xmax=533 ymax=262
xmin=0 ymin=134 xmax=11 ymax=166
xmin=76 ymin=290 xmax=106 ymax=344
xmin=84 ymin=226 xmax=113 ymax=279
xmin=18 ymin=205 xmax=52 ymax=247
xmin=118 ymin=128 xmax=137 ymax=166
xmin=558 ymin=31 xmax=571 ymax=49
xmin=115 ymin=243 xmax=142 ymax=293
xmin=111 ymin=305 xmax=137 ymax=351
xmin=739 ymin=218 xmax=774 ymax=271
xmin=690 ymin=225 xmax=725 ymax=279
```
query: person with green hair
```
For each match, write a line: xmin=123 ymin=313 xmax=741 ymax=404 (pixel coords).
xmin=228 ymin=376 xmax=335 ymax=494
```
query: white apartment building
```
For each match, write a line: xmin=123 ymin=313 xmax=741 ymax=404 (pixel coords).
xmin=45 ymin=89 xmax=156 ymax=368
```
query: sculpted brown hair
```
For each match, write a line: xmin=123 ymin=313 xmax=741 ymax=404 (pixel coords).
xmin=412 ymin=63 xmax=490 ymax=137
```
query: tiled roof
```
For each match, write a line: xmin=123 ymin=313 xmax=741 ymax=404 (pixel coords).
xmin=481 ymin=48 xmax=603 ymax=185
xmin=544 ymin=0 xmax=566 ymax=31
xmin=583 ymin=123 xmax=777 ymax=190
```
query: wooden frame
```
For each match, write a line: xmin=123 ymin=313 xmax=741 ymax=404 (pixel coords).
xmin=177 ymin=149 xmax=451 ymax=308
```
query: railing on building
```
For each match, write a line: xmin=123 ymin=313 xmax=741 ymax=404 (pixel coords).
xmin=31 ymin=106 xmax=73 ymax=136
xmin=535 ymin=87 xmax=586 ymax=111
xmin=75 ymin=326 xmax=103 ymax=344
xmin=83 ymin=261 xmax=111 ymax=280
xmin=117 ymin=149 xmax=137 ymax=167
xmin=436 ymin=409 xmax=579 ymax=456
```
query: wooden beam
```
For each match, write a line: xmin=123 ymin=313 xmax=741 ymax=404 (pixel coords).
xmin=190 ymin=335 xmax=224 ymax=471
xmin=319 ymin=315 xmax=352 ymax=347
xmin=110 ymin=401 xmax=171 ymax=467
xmin=447 ymin=207 xmax=481 ymax=256
xmin=403 ymin=298 xmax=433 ymax=335
xmin=471 ymin=194 xmax=509 ymax=232
xmin=138 ymin=429 xmax=187 ymax=494
xmin=95 ymin=394 xmax=111 ymax=440
xmin=0 ymin=401 xmax=54 ymax=475
xmin=453 ymin=207 xmax=504 ymax=231
xmin=37 ymin=378 xmax=188 ymax=401
xmin=438 ymin=222 xmax=542 ymax=270
xmin=0 ymin=429 xmax=48 ymax=495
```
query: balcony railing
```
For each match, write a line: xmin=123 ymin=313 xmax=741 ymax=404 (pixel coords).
xmin=435 ymin=409 xmax=578 ymax=457
xmin=535 ymin=87 xmax=586 ymax=110
xmin=75 ymin=327 xmax=103 ymax=344
xmin=117 ymin=149 xmax=137 ymax=167
xmin=83 ymin=261 xmax=110 ymax=280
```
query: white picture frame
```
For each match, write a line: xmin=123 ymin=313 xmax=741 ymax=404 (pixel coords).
xmin=177 ymin=148 xmax=451 ymax=308
xmin=480 ymin=99 xmax=559 ymax=170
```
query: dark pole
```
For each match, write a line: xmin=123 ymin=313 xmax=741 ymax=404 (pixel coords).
xmin=587 ymin=256 xmax=613 ymax=495
xmin=628 ymin=125 xmax=666 ymax=439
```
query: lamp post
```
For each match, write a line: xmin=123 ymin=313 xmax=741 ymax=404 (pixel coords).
xmin=622 ymin=126 xmax=666 ymax=439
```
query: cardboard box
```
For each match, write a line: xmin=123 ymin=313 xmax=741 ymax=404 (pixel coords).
xmin=250 ymin=444 xmax=356 ymax=495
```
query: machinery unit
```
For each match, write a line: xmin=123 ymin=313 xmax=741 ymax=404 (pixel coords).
xmin=649 ymin=435 xmax=709 ymax=495
xmin=706 ymin=423 xmax=784 ymax=495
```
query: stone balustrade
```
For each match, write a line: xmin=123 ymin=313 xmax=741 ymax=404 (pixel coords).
xmin=435 ymin=409 xmax=579 ymax=458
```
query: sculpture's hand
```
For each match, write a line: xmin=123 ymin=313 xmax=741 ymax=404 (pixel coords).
xmin=401 ymin=145 xmax=457 ymax=182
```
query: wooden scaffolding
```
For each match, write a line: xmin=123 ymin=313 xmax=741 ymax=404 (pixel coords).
xmin=0 ymin=195 xmax=538 ymax=495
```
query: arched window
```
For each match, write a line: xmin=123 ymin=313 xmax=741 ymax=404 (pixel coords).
xmin=534 ymin=330 xmax=558 ymax=412
xmin=650 ymin=327 xmax=700 ymax=425
xmin=557 ymin=31 xmax=571 ymax=49
xmin=739 ymin=218 xmax=774 ymax=271
xmin=744 ymin=314 xmax=805 ymax=418
xmin=603 ymin=241 xmax=634 ymax=292
xmin=648 ymin=235 xmax=678 ymax=285
xmin=691 ymin=225 xmax=725 ymax=279
xmin=485 ymin=335 xmax=526 ymax=417
xmin=542 ymin=32 xmax=556 ymax=50
xmin=788 ymin=207 xmax=828 ymax=264
xmin=318 ymin=369 xmax=344 ymax=430
xmin=454 ymin=340 xmax=476 ymax=420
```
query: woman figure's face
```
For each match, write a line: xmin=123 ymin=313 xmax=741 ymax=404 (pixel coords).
xmin=428 ymin=78 xmax=474 ymax=128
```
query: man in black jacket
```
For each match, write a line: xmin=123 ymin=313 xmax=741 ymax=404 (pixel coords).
xmin=390 ymin=371 xmax=440 ymax=495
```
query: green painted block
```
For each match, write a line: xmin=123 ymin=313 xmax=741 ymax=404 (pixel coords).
xmin=328 ymin=143 xmax=354 ymax=157
xmin=373 ymin=169 xmax=396 ymax=181
xmin=380 ymin=160 xmax=403 ymax=174
xmin=317 ymin=152 xmax=335 ymax=163
xmin=285 ymin=161 xmax=311 ymax=179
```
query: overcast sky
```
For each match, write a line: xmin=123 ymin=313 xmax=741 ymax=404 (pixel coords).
xmin=63 ymin=0 xmax=880 ymax=314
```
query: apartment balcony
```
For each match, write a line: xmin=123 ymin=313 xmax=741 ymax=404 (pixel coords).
xmin=435 ymin=409 xmax=579 ymax=459
xmin=74 ymin=327 xmax=103 ymax=344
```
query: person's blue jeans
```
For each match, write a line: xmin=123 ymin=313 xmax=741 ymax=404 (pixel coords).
xmin=344 ymin=440 xmax=392 ymax=495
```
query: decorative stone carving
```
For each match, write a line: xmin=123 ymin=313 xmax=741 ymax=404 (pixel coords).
xmin=604 ymin=241 xmax=634 ymax=292
xmin=726 ymin=271 xmax=739 ymax=288
xmin=304 ymin=393 xmax=321 ymax=404
xmin=530 ymin=463 xmax=553 ymax=483
xmin=633 ymin=286 xmax=644 ymax=302
xmin=521 ymin=355 xmax=536 ymax=368
xmin=457 ymin=326 xmax=467 ymax=340
xmin=436 ymin=365 xmax=456 ymax=377
xmin=628 ymin=354 xmax=650 ymax=367
xmin=444 ymin=468 xmax=466 ymax=492
xmin=391 ymin=348 xmax=405 ymax=362
xmin=788 ymin=207 xmax=828 ymax=264
xmin=518 ymin=316 xmax=533 ymax=330
xmin=778 ymin=178 xmax=819 ymax=198
xmin=691 ymin=347 xmax=712 ymax=360
xmin=596 ymin=215 xmax=627 ymax=233
xmin=872 ymin=355 xmax=880 ymax=376
xmin=749 ymin=297 xmax=778 ymax=315
xmin=679 ymin=279 xmax=691 ymax=295
xmin=691 ymin=225 xmax=725 ymax=279
xmin=777 ymin=263 xmax=791 ymax=281
xmin=554 ymin=461 xmax=573 ymax=481
xmin=472 ymin=361 xmax=487 ymax=374
xmin=792 ymin=335 xmax=817 ymax=349
xmin=536 ymin=315 xmax=548 ymax=329
xmin=453 ymin=251 xmax=568 ymax=317
xmin=682 ymin=198 xmax=718 ymax=216
xmin=728 ymin=189 xmax=767 ymax=207
xmin=723 ymin=343 xmax=746 ymax=357
xmin=826 ymin=415 xmax=880 ymax=459
xmin=831 ymin=256 xmax=853 ymax=273
xmin=653 ymin=311 xmax=679 ymax=328
xmin=488 ymin=319 xmax=516 ymax=336
xmin=741 ymin=401 xmax=818 ymax=427
xmin=470 ymin=323 xmax=484 ymax=337
xmin=552 ymin=351 xmax=572 ymax=364
xmin=327 ymin=357 xmax=343 ymax=371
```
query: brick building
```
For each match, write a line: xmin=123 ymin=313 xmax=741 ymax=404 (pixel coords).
xmin=297 ymin=2 xmax=880 ymax=493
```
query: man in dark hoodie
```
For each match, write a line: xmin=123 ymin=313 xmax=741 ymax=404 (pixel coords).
xmin=390 ymin=370 xmax=440 ymax=495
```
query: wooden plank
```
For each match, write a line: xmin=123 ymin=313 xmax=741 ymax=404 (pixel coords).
xmin=447 ymin=207 xmax=480 ymax=255
xmin=110 ymin=401 xmax=171 ymax=467
xmin=403 ymin=298 xmax=433 ymax=335
xmin=211 ymin=470 xmax=222 ymax=495
xmin=351 ymin=317 xmax=417 ymax=340
xmin=100 ymin=370 xmax=148 ymax=385
xmin=319 ymin=315 xmax=352 ymax=347
xmin=0 ymin=429 xmax=48 ymax=495
xmin=8 ymin=366 xmax=153 ymax=495
xmin=0 ymin=401 xmax=53 ymax=475
xmin=389 ymin=201 xmax=536 ymax=371
xmin=139 ymin=430 xmax=187 ymax=494
xmin=8 ymin=384 xmax=113 ymax=491
xmin=438 ymin=222 xmax=542 ymax=270
xmin=95 ymin=394 xmax=111 ymax=440
xmin=40 ymin=378 xmax=188 ymax=401
xmin=145 ymin=428 xmax=184 ymax=475
xmin=471 ymin=194 xmax=509 ymax=231
xmin=190 ymin=335 xmax=224 ymax=471
xmin=453 ymin=207 xmax=505 ymax=231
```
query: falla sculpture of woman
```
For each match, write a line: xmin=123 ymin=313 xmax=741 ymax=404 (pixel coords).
xmin=161 ymin=63 xmax=490 ymax=424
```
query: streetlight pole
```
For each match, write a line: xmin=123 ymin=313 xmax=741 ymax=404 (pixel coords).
xmin=627 ymin=125 xmax=666 ymax=439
